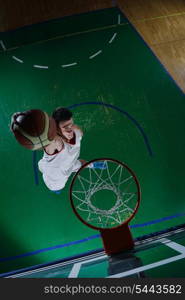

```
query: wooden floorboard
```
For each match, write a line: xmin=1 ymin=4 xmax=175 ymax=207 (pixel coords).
xmin=153 ymin=40 xmax=185 ymax=92
xmin=117 ymin=0 xmax=185 ymax=20
xmin=118 ymin=0 xmax=185 ymax=93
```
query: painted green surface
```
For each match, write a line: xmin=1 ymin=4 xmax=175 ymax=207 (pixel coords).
xmin=145 ymin=259 xmax=185 ymax=278
xmin=1 ymin=8 xmax=126 ymax=50
xmin=0 ymin=7 xmax=185 ymax=274
xmin=78 ymin=243 xmax=178 ymax=278
xmin=16 ymin=236 xmax=185 ymax=278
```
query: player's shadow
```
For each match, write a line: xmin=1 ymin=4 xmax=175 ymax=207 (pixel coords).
xmin=0 ymin=223 xmax=43 ymax=277
xmin=108 ymin=251 xmax=146 ymax=278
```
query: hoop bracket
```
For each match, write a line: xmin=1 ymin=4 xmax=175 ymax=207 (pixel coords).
xmin=100 ymin=223 xmax=134 ymax=255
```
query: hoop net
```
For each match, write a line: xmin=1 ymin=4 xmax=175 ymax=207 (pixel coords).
xmin=70 ymin=158 xmax=140 ymax=230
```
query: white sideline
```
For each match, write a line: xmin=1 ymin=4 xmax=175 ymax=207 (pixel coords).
xmin=160 ymin=238 xmax=185 ymax=253
xmin=12 ymin=56 xmax=23 ymax=63
xmin=0 ymin=40 xmax=6 ymax=51
xmin=107 ymin=253 xmax=185 ymax=278
xmin=68 ymin=255 xmax=107 ymax=278
xmin=7 ymin=252 xmax=106 ymax=278
xmin=108 ymin=238 xmax=185 ymax=278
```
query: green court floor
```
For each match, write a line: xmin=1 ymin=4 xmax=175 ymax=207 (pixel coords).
xmin=0 ymin=7 xmax=185 ymax=275
xmin=5 ymin=228 xmax=185 ymax=278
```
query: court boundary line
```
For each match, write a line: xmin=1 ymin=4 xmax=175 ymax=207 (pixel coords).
xmin=5 ymin=252 xmax=106 ymax=278
xmin=1 ymin=10 xmax=185 ymax=53
xmin=32 ymin=100 xmax=153 ymax=185
xmin=7 ymin=234 xmax=185 ymax=278
xmin=108 ymin=253 xmax=185 ymax=278
xmin=70 ymin=237 xmax=185 ymax=278
xmin=1 ymin=216 xmax=185 ymax=265
xmin=68 ymin=101 xmax=153 ymax=156
xmin=2 ymin=224 xmax=185 ymax=278
xmin=161 ymin=238 xmax=185 ymax=253
xmin=108 ymin=237 xmax=185 ymax=278
xmin=68 ymin=255 xmax=107 ymax=278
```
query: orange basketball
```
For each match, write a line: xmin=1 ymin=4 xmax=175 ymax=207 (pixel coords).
xmin=11 ymin=109 xmax=57 ymax=150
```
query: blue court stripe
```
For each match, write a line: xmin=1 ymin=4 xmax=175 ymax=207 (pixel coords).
xmin=0 ymin=213 xmax=185 ymax=263
xmin=1 ymin=223 xmax=184 ymax=278
xmin=0 ymin=234 xmax=100 ymax=262
xmin=32 ymin=101 xmax=153 ymax=184
xmin=68 ymin=101 xmax=153 ymax=156
xmin=0 ymin=247 xmax=104 ymax=277
xmin=130 ymin=213 xmax=185 ymax=228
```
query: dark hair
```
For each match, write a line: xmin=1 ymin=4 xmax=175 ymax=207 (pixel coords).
xmin=52 ymin=107 xmax=72 ymax=126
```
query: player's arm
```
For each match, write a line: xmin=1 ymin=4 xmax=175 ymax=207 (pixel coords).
xmin=73 ymin=124 xmax=83 ymax=136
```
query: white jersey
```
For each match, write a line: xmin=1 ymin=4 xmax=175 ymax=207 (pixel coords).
xmin=38 ymin=128 xmax=82 ymax=191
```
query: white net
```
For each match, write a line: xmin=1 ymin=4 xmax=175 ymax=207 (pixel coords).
xmin=71 ymin=159 xmax=140 ymax=229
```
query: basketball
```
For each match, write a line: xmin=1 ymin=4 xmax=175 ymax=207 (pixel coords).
xmin=11 ymin=109 xmax=57 ymax=150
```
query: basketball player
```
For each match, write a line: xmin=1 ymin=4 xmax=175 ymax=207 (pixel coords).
xmin=38 ymin=107 xmax=105 ymax=194
xmin=11 ymin=108 xmax=105 ymax=194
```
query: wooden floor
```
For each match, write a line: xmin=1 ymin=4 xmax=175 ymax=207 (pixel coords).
xmin=118 ymin=0 xmax=185 ymax=93
xmin=0 ymin=0 xmax=113 ymax=31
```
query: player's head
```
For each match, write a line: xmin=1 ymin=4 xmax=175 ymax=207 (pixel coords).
xmin=11 ymin=109 xmax=57 ymax=150
xmin=52 ymin=107 xmax=74 ymax=140
xmin=52 ymin=107 xmax=73 ymax=126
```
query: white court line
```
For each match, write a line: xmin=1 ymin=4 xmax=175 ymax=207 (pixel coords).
xmin=160 ymin=238 xmax=185 ymax=254
xmin=89 ymin=50 xmax=102 ymax=59
xmin=107 ymin=253 xmax=185 ymax=278
xmin=33 ymin=65 xmax=49 ymax=69
xmin=7 ymin=252 xmax=106 ymax=278
xmin=109 ymin=33 xmax=117 ymax=44
xmin=68 ymin=263 xmax=82 ymax=278
xmin=12 ymin=56 xmax=24 ymax=63
xmin=69 ymin=238 xmax=185 ymax=278
xmin=8 ymin=261 xmax=74 ymax=278
xmin=68 ymin=255 xmax=107 ymax=278
xmin=0 ymin=40 xmax=6 ymax=51
xmin=61 ymin=62 xmax=77 ymax=68
xmin=108 ymin=238 xmax=185 ymax=278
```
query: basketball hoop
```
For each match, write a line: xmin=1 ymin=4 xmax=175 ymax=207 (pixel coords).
xmin=70 ymin=158 xmax=141 ymax=255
